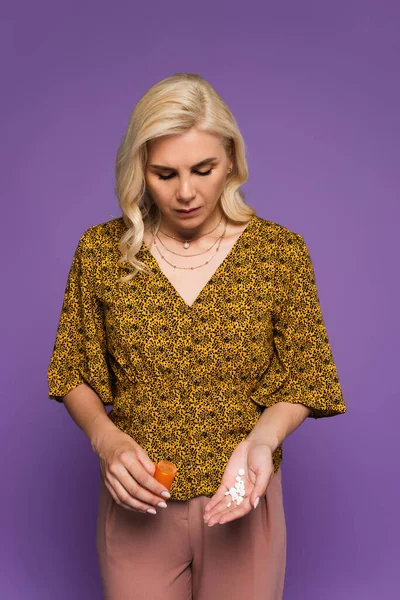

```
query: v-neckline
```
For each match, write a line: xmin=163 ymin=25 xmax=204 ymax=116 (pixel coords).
xmin=139 ymin=214 xmax=256 ymax=310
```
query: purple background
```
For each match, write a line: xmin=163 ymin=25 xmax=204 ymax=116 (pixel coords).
xmin=2 ymin=1 xmax=399 ymax=598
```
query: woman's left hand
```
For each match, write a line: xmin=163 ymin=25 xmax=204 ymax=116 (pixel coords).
xmin=203 ymin=439 xmax=274 ymax=526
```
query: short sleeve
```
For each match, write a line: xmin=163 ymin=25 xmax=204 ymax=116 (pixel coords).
xmin=250 ymin=233 xmax=346 ymax=419
xmin=47 ymin=229 xmax=115 ymax=404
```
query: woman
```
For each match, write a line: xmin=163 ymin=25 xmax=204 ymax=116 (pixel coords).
xmin=47 ymin=73 xmax=346 ymax=600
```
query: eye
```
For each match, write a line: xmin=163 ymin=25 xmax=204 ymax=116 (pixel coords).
xmin=197 ymin=168 xmax=213 ymax=177
xmin=157 ymin=173 xmax=175 ymax=181
xmin=157 ymin=168 xmax=213 ymax=181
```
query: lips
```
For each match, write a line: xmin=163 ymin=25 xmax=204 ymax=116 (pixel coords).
xmin=177 ymin=208 xmax=199 ymax=213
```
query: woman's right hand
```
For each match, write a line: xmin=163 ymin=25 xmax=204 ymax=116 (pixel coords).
xmin=92 ymin=424 xmax=171 ymax=514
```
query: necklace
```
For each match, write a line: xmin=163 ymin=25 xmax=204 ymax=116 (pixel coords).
xmin=155 ymin=229 xmax=221 ymax=258
xmin=158 ymin=214 xmax=224 ymax=249
xmin=152 ymin=219 xmax=228 ymax=270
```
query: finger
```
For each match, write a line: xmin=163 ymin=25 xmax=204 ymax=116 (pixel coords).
xmin=204 ymin=483 xmax=250 ymax=524
xmin=104 ymin=478 xmax=146 ymax=513
xmin=204 ymin=476 xmax=251 ymax=521
xmin=119 ymin=452 xmax=171 ymax=500
xmin=249 ymin=469 xmax=274 ymax=509
xmin=107 ymin=473 xmax=160 ymax=513
xmin=205 ymin=474 xmax=256 ymax=524
xmin=219 ymin=501 xmax=248 ymax=525
xmin=203 ymin=482 xmax=231 ymax=513
xmin=204 ymin=492 xmax=232 ymax=522
xmin=120 ymin=472 xmax=169 ymax=510
xmin=205 ymin=501 xmax=233 ymax=525
xmin=109 ymin=459 xmax=169 ymax=508
xmin=207 ymin=497 xmax=250 ymax=526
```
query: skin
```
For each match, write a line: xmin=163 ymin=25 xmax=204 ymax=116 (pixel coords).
xmin=144 ymin=126 xmax=233 ymax=241
xmin=203 ymin=403 xmax=311 ymax=526
xmin=143 ymin=126 xmax=251 ymax=308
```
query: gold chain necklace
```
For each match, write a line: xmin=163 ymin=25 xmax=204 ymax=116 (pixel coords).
xmin=155 ymin=229 xmax=221 ymax=258
xmin=152 ymin=219 xmax=228 ymax=270
xmin=157 ymin=214 xmax=224 ymax=249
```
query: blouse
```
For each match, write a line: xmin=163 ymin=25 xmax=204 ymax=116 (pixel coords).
xmin=47 ymin=214 xmax=346 ymax=500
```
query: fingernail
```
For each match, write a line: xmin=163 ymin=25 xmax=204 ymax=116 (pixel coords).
xmin=157 ymin=501 xmax=168 ymax=508
xmin=253 ymin=497 xmax=260 ymax=509
xmin=161 ymin=491 xmax=171 ymax=499
xmin=147 ymin=508 xmax=157 ymax=514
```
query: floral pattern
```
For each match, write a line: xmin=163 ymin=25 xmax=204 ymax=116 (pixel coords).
xmin=47 ymin=214 xmax=346 ymax=500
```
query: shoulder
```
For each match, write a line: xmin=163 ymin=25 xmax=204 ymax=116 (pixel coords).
xmin=251 ymin=216 xmax=312 ymax=279
xmin=74 ymin=217 xmax=127 ymax=259
xmin=252 ymin=217 xmax=315 ymax=292
xmin=252 ymin=215 xmax=305 ymax=249
xmin=70 ymin=218 xmax=127 ymax=278
xmin=77 ymin=216 xmax=126 ymax=247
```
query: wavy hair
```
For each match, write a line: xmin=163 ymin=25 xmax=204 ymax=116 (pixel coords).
xmin=115 ymin=72 xmax=254 ymax=283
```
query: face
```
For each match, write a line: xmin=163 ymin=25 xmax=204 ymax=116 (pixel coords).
xmin=144 ymin=127 xmax=233 ymax=232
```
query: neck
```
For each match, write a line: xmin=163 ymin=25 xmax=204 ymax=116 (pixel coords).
xmin=158 ymin=209 xmax=225 ymax=241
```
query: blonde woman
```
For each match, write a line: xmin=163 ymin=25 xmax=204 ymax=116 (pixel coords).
xmin=48 ymin=73 xmax=346 ymax=600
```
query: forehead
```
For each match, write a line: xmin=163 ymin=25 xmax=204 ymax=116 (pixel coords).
xmin=147 ymin=128 xmax=225 ymax=163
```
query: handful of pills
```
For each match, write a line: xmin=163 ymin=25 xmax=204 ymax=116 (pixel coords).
xmin=224 ymin=468 xmax=246 ymax=506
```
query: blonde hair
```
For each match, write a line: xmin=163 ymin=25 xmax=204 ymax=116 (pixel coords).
xmin=115 ymin=72 xmax=255 ymax=283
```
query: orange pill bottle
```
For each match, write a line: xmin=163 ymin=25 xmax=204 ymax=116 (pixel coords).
xmin=153 ymin=460 xmax=178 ymax=490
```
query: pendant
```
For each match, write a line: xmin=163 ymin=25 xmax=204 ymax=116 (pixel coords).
xmin=183 ymin=241 xmax=190 ymax=249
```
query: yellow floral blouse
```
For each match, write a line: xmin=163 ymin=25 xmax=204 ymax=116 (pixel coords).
xmin=47 ymin=214 xmax=346 ymax=500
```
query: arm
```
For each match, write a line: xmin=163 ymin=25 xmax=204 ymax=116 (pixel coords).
xmin=249 ymin=233 xmax=346 ymax=419
xmin=63 ymin=383 xmax=120 ymax=453
xmin=246 ymin=402 xmax=311 ymax=452
xmin=48 ymin=229 xmax=170 ymax=512
xmin=203 ymin=402 xmax=312 ymax=524
xmin=62 ymin=383 xmax=171 ymax=510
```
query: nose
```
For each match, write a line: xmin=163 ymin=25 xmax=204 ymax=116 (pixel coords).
xmin=176 ymin=177 xmax=196 ymax=203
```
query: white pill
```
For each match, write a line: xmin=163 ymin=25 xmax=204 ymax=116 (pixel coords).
xmin=227 ymin=502 xmax=232 ymax=507
xmin=238 ymin=468 xmax=245 ymax=476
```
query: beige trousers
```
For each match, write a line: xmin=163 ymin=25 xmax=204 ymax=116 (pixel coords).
xmin=96 ymin=468 xmax=287 ymax=600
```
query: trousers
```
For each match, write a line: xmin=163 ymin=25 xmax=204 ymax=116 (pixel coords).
xmin=96 ymin=467 xmax=287 ymax=600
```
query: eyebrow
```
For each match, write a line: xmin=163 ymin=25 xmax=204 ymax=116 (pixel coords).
xmin=148 ymin=157 xmax=218 ymax=170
